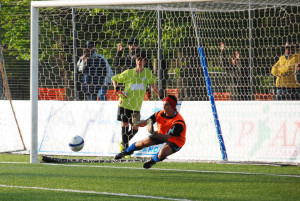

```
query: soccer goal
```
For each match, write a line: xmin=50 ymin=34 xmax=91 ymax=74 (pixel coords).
xmin=30 ymin=0 xmax=300 ymax=164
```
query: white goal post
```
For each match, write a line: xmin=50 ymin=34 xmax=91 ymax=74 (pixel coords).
xmin=30 ymin=0 xmax=300 ymax=164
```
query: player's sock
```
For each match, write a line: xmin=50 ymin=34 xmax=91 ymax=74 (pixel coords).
xmin=126 ymin=142 xmax=137 ymax=153
xmin=121 ymin=126 xmax=130 ymax=149
xmin=152 ymin=153 xmax=161 ymax=162
xmin=143 ymin=153 xmax=162 ymax=168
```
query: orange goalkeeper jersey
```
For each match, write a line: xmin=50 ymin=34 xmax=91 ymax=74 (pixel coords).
xmin=154 ymin=110 xmax=186 ymax=147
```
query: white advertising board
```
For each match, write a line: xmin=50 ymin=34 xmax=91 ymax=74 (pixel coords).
xmin=1 ymin=100 xmax=299 ymax=163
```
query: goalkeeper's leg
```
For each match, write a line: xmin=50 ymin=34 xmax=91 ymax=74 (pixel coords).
xmin=143 ymin=143 xmax=182 ymax=169
xmin=115 ymin=142 xmax=139 ymax=160
xmin=115 ymin=136 xmax=156 ymax=160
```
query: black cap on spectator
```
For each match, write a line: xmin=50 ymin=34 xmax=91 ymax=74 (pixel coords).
xmin=85 ymin=41 xmax=94 ymax=49
xmin=128 ymin=38 xmax=139 ymax=45
xmin=135 ymin=50 xmax=147 ymax=60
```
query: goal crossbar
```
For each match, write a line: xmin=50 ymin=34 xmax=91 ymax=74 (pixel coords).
xmin=31 ymin=0 xmax=299 ymax=11
xmin=31 ymin=0 xmax=221 ymax=8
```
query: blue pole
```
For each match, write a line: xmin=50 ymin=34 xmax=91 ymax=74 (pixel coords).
xmin=191 ymin=11 xmax=228 ymax=161
xmin=198 ymin=47 xmax=228 ymax=160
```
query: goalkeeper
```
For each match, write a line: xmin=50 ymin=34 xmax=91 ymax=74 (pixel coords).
xmin=111 ymin=51 xmax=161 ymax=151
xmin=115 ymin=95 xmax=186 ymax=169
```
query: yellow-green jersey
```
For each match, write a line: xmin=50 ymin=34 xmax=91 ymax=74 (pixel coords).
xmin=111 ymin=68 xmax=157 ymax=111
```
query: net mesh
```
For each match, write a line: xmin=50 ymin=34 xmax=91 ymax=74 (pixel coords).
xmin=37 ymin=2 xmax=299 ymax=101
xmin=0 ymin=46 xmax=26 ymax=153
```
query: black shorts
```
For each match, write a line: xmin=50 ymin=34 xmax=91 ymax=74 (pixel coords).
xmin=117 ymin=106 xmax=140 ymax=124
xmin=149 ymin=136 xmax=182 ymax=153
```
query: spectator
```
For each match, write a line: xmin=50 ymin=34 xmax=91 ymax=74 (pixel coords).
xmin=114 ymin=95 xmax=186 ymax=169
xmin=114 ymin=38 xmax=154 ymax=72
xmin=296 ymin=63 xmax=300 ymax=84
xmin=219 ymin=42 xmax=251 ymax=100
xmin=271 ymin=41 xmax=300 ymax=100
xmin=219 ymin=42 xmax=231 ymax=71
xmin=219 ymin=42 xmax=236 ymax=99
xmin=111 ymin=51 xmax=161 ymax=152
xmin=77 ymin=41 xmax=114 ymax=101
xmin=230 ymin=51 xmax=251 ymax=100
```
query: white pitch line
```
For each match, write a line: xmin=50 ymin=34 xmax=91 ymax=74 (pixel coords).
xmin=1 ymin=161 xmax=300 ymax=178
xmin=42 ymin=163 xmax=300 ymax=178
xmin=0 ymin=184 xmax=192 ymax=201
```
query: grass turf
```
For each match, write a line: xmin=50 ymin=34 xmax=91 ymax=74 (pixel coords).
xmin=0 ymin=154 xmax=299 ymax=201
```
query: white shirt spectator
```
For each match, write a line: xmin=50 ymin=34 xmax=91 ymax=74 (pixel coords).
xmin=77 ymin=51 xmax=113 ymax=85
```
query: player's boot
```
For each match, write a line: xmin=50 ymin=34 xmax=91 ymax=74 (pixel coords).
xmin=115 ymin=150 xmax=133 ymax=160
xmin=143 ymin=158 xmax=156 ymax=169
xmin=119 ymin=141 xmax=131 ymax=159
xmin=119 ymin=141 xmax=125 ymax=152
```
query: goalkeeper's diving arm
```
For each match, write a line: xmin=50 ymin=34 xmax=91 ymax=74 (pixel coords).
xmin=132 ymin=114 xmax=172 ymax=142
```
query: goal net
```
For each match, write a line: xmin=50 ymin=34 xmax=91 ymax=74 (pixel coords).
xmin=0 ymin=46 xmax=26 ymax=153
xmin=30 ymin=0 xmax=300 ymax=164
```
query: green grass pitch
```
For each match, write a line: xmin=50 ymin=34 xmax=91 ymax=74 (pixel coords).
xmin=0 ymin=154 xmax=299 ymax=201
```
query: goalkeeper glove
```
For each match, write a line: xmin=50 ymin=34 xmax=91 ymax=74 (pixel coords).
xmin=147 ymin=119 xmax=156 ymax=136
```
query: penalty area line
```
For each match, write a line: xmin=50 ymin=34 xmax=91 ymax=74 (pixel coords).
xmin=43 ymin=163 xmax=300 ymax=178
xmin=0 ymin=184 xmax=192 ymax=201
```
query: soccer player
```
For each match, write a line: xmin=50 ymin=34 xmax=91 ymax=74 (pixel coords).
xmin=113 ymin=38 xmax=153 ymax=99
xmin=111 ymin=50 xmax=161 ymax=152
xmin=115 ymin=95 xmax=186 ymax=169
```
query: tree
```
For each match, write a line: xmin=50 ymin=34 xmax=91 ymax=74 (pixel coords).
xmin=1 ymin=0 xmax=31 ymax=60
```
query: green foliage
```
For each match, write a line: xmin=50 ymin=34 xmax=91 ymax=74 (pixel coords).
xmin=168 ymin=67 xmax=183 ymax=78
xmin=254 ymin=75 xmax=274 ymax=93
xmin=208 ymin=66 xmax=224 ymax=73
xmin=1 ymin=0 xmax=31 ymax=60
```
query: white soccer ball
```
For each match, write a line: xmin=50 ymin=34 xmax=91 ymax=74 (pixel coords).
xmin=69 ymin=135 xmax=84 ymax=152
